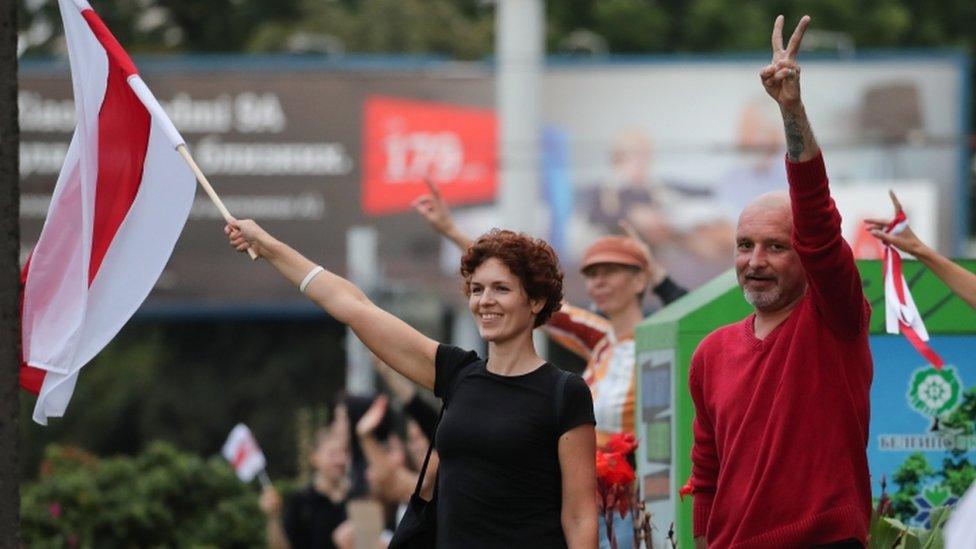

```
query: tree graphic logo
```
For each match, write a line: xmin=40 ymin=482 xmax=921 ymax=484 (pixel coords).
xmin=907 ymin=366 xmax=962 ymax=420
xmin=911 ymin=483 xmax=958 ymax=528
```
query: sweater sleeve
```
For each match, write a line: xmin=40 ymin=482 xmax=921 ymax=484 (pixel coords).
xmin=787 ymin=152 xmax=869 ymax=337
xmin=544 ymin=302 xmax=610 ymax=360
xmin=689 ymin=350 xmax=718 ymax=539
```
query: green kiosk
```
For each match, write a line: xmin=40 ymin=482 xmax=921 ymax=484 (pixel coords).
xmin=635 ymin=260 xmax=976 ymax=547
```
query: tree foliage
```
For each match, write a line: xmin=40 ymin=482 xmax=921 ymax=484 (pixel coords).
xmin=20 ymin=319 xmax=347 ymax=481
xmin=17 ymin=0 xmax=976 ymax=58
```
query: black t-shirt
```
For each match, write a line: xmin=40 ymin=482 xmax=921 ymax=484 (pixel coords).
xmin=433 ymin=344 xmax=596 ymax=548
xmin=282 ymin=484 xmax=347 ymax=549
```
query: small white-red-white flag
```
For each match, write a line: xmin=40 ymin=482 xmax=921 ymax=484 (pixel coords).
xmin=881 ymin=211 xmax=944 ymax=368
xmin=222 ymin=424 xmax=268 ymax=483
xmin=19 ymin=0 xmax=196 ymax=424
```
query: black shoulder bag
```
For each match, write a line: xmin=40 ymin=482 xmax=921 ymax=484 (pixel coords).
xmin=388 ymin=403 xmax=443 ymax=548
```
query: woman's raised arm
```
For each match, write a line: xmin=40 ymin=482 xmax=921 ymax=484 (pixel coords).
xmin=227 ymin=219 xmax=438 ymax=390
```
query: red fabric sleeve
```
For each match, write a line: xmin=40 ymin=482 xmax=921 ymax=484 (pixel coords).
xmin=787 ymin=152 xmax=869 ymax=337
xmin=689 ymin=350 xmax=718 ymax=538
xmin=545 ymin=304 xmax=609 ymax=359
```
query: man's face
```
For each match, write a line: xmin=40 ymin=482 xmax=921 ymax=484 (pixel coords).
xmin=735 ymin=204 xmax=806 ymax=312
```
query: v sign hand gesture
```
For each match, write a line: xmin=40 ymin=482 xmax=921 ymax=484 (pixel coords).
xmin=761 ymin=15 xmax=819 ymax=162
xmin=760 ymin=15 xmax=810 ymax=110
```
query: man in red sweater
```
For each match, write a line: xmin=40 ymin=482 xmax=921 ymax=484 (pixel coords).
xmin=689 ymin=15 xmax=873 ymax=548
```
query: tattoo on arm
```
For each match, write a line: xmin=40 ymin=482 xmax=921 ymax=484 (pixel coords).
xmin=781 ymin=107 xmax=819 ymax=162
xmin=784 ymin=112 xmax=804 ymax=161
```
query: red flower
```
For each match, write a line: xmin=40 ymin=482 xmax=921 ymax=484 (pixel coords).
xmin=679 ymin=478 xmax=694 ymax=502
xmin=604 ymin=433 xmax=638 ymax=455
xmin=596 ymin=450 xmax=635 ymax=486
xmin=48 ymin=501 xmax=62 ymax=519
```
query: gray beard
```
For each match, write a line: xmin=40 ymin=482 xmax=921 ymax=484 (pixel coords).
xmin=743 ymin=287 xmax=782 ymax=310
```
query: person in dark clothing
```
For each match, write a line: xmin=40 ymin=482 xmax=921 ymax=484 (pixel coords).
xmin=228 ymin=223 xmax=599 ymax=547
xmin=413 ymin=184 xmax=689 ymax=548
xmin=260 ymin=427 xmax=350 ymax=549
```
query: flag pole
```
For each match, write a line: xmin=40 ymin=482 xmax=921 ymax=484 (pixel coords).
xmin=124 ymin=75 xmax=257 ymax=260
xmin=175 ymin=144 xmax=257 ymax=260
xmin=258 ymin=469 xmax=273 ymax=490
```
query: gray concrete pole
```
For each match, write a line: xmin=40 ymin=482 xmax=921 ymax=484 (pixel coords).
xmin=345 ymin=226 xmax=377 ymax=395
xmin=495 ymin=0 xmax=549 ymax=357
xmin=495 ymin=0 xmax=544 ymax=234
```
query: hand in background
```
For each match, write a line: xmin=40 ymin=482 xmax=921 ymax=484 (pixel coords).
xmin=259 ymin=485 xmax=283 ymax=518
xmin=620 ymin=220 xmax=668 ymax=286
xmin=412 ymin=179 xmax=457 ymax=236
xmin=865 ymin=191 xmax=927 ymax=257
xmin=411 ymin=179 xmax=473 ymax=249
xmin=356 ymin=395 xmax=389 ymax=438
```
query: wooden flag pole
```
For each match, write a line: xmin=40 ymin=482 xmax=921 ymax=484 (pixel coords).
xmin=176 ymin=144 xmax=257 ymax=260
xmin=258 ymin=469 xmax=272 ymax=490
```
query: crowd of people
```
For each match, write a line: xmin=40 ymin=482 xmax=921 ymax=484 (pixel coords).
xmin=225 ymin=14 xmax=975 ymax=549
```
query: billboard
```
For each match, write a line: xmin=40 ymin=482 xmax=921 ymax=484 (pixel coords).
xmin=20 ymin=64 xmax=494 ymax=310
xmin=19 ymin=53 xmax=968 ymax=312
xmin=869 ymin=336 xmax=975 ymax=528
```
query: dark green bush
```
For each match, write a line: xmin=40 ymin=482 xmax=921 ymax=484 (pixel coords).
xmin=21 ymin=442 xmax=265 ymax=548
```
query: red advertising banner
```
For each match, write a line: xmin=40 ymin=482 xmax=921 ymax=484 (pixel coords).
xmin=362 ymin=96 xmax=497 ymax=215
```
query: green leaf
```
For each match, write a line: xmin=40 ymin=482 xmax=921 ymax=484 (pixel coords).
xmin=870 ymin=508 xmax=904 ymax=548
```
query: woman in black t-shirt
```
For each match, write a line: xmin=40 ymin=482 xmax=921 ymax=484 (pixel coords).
xmin=227 ymin=222 xmax=598 ymax=548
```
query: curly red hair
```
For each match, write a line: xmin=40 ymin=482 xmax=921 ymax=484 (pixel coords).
xmin=460 ymin=229 xmax=564 ymax=328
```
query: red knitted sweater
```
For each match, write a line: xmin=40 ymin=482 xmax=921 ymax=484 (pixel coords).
xmin=689 ymin=152 xmax=873 ymax=548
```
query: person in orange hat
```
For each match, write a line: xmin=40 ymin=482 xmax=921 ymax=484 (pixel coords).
xmin=413 ymin=188 xmax=687 ymax=548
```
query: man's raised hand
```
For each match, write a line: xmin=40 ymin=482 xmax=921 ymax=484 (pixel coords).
xmin=760 ymin=15 xmax=810 ymax=109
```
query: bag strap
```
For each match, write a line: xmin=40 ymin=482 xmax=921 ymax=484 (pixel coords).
xmin=553 ymin=368 xmax=571 ymax=435
xmin=411 ymin=404 xmax=443 ymax=498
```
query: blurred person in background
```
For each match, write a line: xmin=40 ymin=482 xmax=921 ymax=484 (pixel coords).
xmin=343 ymin=393 xmax=394 ymax=499
xmin=260 ymin=424 xmax=352 ymax=549
xmin=715 ymin=97 xmax=789 ymax=215
xmin=227 ymin=221 xmax=598 ymax=547
xmin=867 ymin=191 xmax=976 ymax=309
xmin=689 ymin=15 xmax=872 ymax=548
xmin=414 ymin=188 xmax=687 ymax=548
xmin=578 ymin=129 xmax=733 ymax=281
xmin=355 ymin=395 xmax=437 ymax=525
xmin=374 ymin=355 xmax=439 ymax=442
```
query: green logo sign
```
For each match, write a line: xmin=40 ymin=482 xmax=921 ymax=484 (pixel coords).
xmin=907 ymin=366 xmax=962 ymax=419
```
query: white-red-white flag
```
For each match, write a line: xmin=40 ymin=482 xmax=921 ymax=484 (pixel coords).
xmin=222 ymin=424 xmax=268 ymax=483
xmin=20 ymin=0 xmax=195 ymax=424
xmin=881 ymin=210 xmax=944 ymax=368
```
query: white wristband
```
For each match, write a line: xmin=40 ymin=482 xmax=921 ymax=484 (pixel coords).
xmin=299 ymin=265 xmax=325 ymax=294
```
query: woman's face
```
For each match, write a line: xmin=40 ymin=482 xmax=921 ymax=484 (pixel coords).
xmin=311 ymin=432 xmax=349 ymax=483
xmin=468 ymin=257 xmax=542 ymax=343
xmin=582 ymin=263 xmax=646 ymax=317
